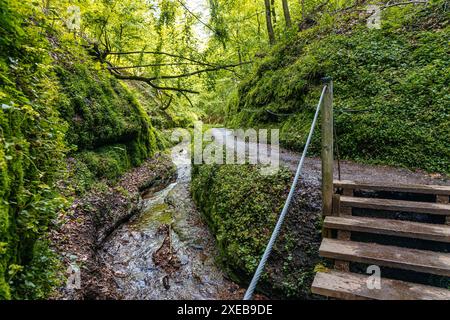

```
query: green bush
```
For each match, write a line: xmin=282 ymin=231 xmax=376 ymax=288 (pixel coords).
xmin=76 ymin=145 xmax=131 ymax=182
xmin=55 ymin=62 xmax=156 ymax=153
xmin=191 ymin=162 xmax=323 ymax=298
xmin=0 ymin=0 xmax=68 ymax=299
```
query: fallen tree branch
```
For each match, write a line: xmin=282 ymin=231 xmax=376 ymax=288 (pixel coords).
xmin=108 ymin=56 xmax=251 ymax=95
xmin=143 ymin=61 xmax=252 ymax=81
xmin=115 ymin=74 xmax=199 ymax=94
xmin=107 ymin=62 xmax=199 ymax=70
xmin=107 ymin=50 xmax=215 ymax=68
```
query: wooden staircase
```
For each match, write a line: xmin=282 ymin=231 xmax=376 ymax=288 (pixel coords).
xmin=312 ymin=180 xmax=450 ymax=300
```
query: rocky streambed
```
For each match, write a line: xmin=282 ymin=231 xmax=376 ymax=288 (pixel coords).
xmin=98 ymin=142 xmax=243 ymax=300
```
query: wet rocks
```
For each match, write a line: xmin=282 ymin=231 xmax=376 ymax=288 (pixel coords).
xmin=99 ymin=142 xmax=244 ymax=300
xmin=152 ymin=225 xmax=182 ymax=274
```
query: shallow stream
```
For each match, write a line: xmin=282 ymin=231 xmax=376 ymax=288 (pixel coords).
xmin=100 ymin=142 xmax=239 ymax=299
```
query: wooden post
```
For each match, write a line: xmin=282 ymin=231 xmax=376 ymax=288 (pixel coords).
xmin=322 ymin=78 xmax=334 ymax=217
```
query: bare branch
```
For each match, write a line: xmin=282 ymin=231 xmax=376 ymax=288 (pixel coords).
xmin=382 ymin=1 xmax=429 ymax=9
xmin=161 ymin=94 xmax=173 ymax=110
xmin=107 ymin=51 xmax=215 ymax=68
xmin=180 ymin=91 xmax=195 ymax=109
xmin=144 ymin=61 xmax=252 ymax=81
xmin=107 ymin=62 xmax=200 ymax=70
xmin=175 ymin=0 xmax=216 ymax=33
xmin=115 ymin=74 xmax=199 ymax=94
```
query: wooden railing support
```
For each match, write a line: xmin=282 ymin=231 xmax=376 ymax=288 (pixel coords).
xmin=322 ymin=78 xmax=334 ymax=217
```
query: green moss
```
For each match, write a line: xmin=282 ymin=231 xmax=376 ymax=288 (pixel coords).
xmin=192 ymin=161 xmax=324 ymax=298
xmin=0 ymin=137 xmax=10 ymax=298
xmin=54 ymin=53 xmax=160 ymax=167
xmin=76 ymin=146 xmax=130 ymax=181
xmin=131 ymin=203 xmax=173 ymax=231
xmin=52 ymin=54 xmax=162 ymax=189
xmin=9 ymin=240 xmax=63 ymax=300
xmin=0 ymin=0 xmax=69 ymax=299
xmin=191 ymin=163 xmax=292 ymax=279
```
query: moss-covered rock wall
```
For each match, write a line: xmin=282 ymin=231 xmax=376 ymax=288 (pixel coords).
xmin=0 ymin=0 xmax=161 ymax=299
xmin=191 ymin=163 xmax=324 ymax=298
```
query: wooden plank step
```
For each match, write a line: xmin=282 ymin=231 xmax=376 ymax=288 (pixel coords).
xmin=312 ymin=270 xmax=450 ymax=300
xmin=319 ymin=238 xmax=450 ymax=277
xmin=334 ymin=180 xmax=450 ymax=195
xmin=340 ymin=196 xmax=450 ymax=216
xmin=324 ymin=216 xmax=450 ymax=243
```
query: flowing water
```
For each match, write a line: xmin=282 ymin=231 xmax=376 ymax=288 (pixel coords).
xmin=100 ymin=142 xmax=239 ymax=300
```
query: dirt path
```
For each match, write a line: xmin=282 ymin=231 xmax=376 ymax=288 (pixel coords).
xmin=211 ymin=128 xmax=449 ymax=187
xmin=280 ymin=150 xmax=449 ymax=187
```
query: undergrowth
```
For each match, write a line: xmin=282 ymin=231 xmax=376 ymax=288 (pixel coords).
xmin=227 ymin=1 xmax=449 ymax=174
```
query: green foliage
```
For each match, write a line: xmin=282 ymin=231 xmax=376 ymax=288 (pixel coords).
xmin=0 ymin=0 xmax=162 ymax=299
xmin=191 ymin=163 xmax=291 ymax=279
xmin=55 ymin=60 xmax=156 ymax=153
xmin=53 ymin=54 xmax=160 ymax=188
xmin=9 ymin=240 xmax=63 ymax=299
xmin=192 ymin=161 xmax=324 ymax=298
xmin=228 ymin=2 xmax=450 ymax=174
xmin=76 ymin=145 xmax=131 ymax=182
xmin=0 ymin=0 xmax=68 ymax=299
xmin=123 ymin=81 xmax=199 ymax=130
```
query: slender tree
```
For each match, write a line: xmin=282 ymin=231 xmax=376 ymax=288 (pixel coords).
xmin=281 ymin=0 xmax=292 ymax=28
xmin=264 ymin=0 xmax=276 ymax=45
xmin=301 ymin=0 xmax=305 ymax=21
xmin=271 ymin=0 xmax=277 ymax=25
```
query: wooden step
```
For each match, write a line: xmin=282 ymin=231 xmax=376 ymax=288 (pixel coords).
xmin=319 ymin=238 xmax=450 ymax=276
xmin=340 ymin=196 xmax=450 ymax=215
xmin=312 ymin=270 xmax=450 ymax=300
xmin=334 ymin=180 xmax=450 ymax=195
xmin=324 ymin=216 xmax=450 ymax=243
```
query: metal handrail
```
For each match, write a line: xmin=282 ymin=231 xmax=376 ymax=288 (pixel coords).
xmin=243 ymin=85 xmax=329 ymax=300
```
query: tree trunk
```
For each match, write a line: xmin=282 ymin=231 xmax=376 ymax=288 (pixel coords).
xmin=256 ymin=9 xmax=262 ymax=38
xmin=271 ymin=0 xmax=277 ymax=24
xmin=264 ymin=0 xmax=276 ymax=45
xmin=301 ymin=0 xmax=305 ymax=21
xmin=282 ymin=0 xmax=292 ymax=28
